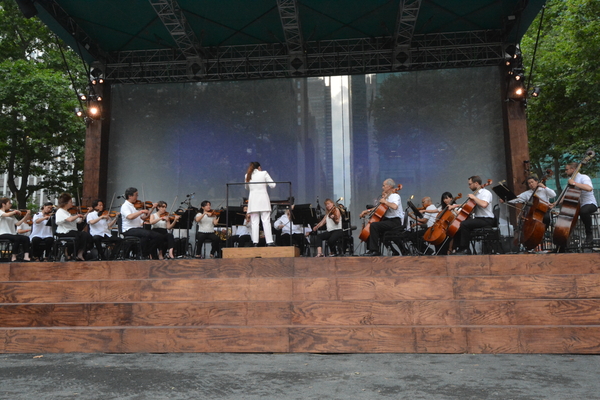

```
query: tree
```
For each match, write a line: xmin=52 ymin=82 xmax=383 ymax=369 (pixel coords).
xmin=0 ymin=0 xmax=87 ymax=208
xmin=521 ymin=0 xmax=600 ymax=190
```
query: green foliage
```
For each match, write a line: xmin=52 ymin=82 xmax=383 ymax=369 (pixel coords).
xmin=0 ymin=0 xmax=87 ymax=207
xmin=522 ymin=0 xmax=600 ymax=188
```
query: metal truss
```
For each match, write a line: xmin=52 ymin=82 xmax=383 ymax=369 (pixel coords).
xmin=103 ymin=30 xmax=505 ymax=83
xmin=393 ymin=0 xmax=422 ymax=69
xmin=276 ymin=0 xmax=306 ymax=74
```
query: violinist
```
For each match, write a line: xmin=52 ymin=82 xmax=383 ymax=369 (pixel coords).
xmin=30 ymin=202 xmax=54 ymax=261
xmin=560 ymin=163 xmax=597 ymax=244
xmin=120 ymin=187 xmax=162 ymax=259
xmin=451 ymin=176 xmax=494 ymax=255
xmin=312 ymin=199 xmax=343 ymax=257
xmin=0 ymin=198 xmax=32 ymax=262
xmin=359 ymin=179 xmax=404 ymax=257
xmin=87 ymin=199 xmax=121 ymax=260
xmin=194 ymin=200 xmax=222 ymax=258
xmin=231 ymin=206 xmax=252 ymax=248
xmin=501 ymin=176 xmax=556 ymax=226
xmin=150 ymin=200 xmax=180 ymax=259
xmin=55 ymin=192 xmax=92 ymax=261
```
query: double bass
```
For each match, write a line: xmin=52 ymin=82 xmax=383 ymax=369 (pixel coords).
xmin=358 ymin=184 xmax=402 ymax=242
xmin=552 ymin=150 xmax=596 ymax=248
xmin=519 ymin=169 xmax=553 ymax=250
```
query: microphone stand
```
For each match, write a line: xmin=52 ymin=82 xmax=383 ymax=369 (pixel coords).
xmin=180 ymin=193 xmax=195 ymax=257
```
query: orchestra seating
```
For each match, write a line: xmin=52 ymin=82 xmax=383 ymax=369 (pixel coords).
xmin=0 ymin=253 xmax=599 ymax=353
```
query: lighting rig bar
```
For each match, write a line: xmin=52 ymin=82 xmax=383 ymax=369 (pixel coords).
xmin=103 ymin=30 xmax=504 ymax=83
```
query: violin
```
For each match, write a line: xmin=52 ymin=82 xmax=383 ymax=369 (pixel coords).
xmin=553 ymin=150 xmax=595 ymax=249
xmin=359 ymin=184 xmax=403 ymax=242
xmin=423 ymin=193 xmax=463 ymax=246
xmin=519 ymin=169 xmax=554 ymax=250
xmin=206 ymin=209 xmax=223 ymax=217
xmin=100 ymin=210 xmax=118 ymax=218
xmin=159 ymin=211 xmax=179 ymax=222
xmin=134 ymin=200 xmax=154 ymax=210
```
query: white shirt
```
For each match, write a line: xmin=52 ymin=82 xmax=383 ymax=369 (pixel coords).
xmin=423 ymin=204 xmax=438 ymax=228
xmin=0 ymin=210 xmax=17 ymax=235
xmin=574 ymin=173 xmax=597 ymax=207
xmin=55 ymin=208 xmax=81 ymax=234
xmin=325 ymin=213 xmax=342 ymax=231
xmin=30 ymin=212 xmax=53 ymax=239
xmin=472 ymin=188 xmax=494 ymax=219
xmin=384 ymin=193 xmax=404 ymax=220
xmin=151 ymin=212 xmax=168 ymax=230
xmin=196 ymin=212 xmax=217 ymax=233
xmin=87 ymin=211 xmax=112 ymax=237
xmin=120 ymin=201 xmax=143 ymax=232
xmin=509 ymin=186 xmax=556 ymax=204
xmin=245 ymin=170 xmax=276 ymax=213
xmin=274 ymin=213 xmax=304 ymax=235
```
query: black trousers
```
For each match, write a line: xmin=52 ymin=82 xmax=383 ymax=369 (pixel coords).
xmin=153 ymin=228 xmax=175 ymax=255
xmin=123 ymin=227 xmax=163 ymax=258
xmin=31 ymin=236 xmax=54 ymax=258
xmin=279 ymin=233 xmax=307 ymax=254
xmin=91 ymin=235 xmax=122 ymax=260
xmin=196 ymin=232 xmax=221 ymax=257
xmin=455 ymin=217 xmax=495 ymax=249
xmin=0 ymin=233 xmax=30 ymax=255
xmin=368 ymin=217 xmax=403 ymax=252
xmin=56 ymin=230 xmax=92 ymax=256
xmin=317 ymin=229 xmax=344 ymax=254
xmin=580 ymin=203 xmax=598 ymax=236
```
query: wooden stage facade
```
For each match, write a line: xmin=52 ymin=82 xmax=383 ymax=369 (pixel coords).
xmin=1 ymin=252 xmax=599 ymax=354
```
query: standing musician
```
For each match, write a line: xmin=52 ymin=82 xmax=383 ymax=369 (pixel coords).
xmin=194 ymin=200 xmax=222 ymax=258
xmin=560 ymin=163 xmax=598 ymax=244
xmin=55 ymin=192 xmax=92 ymax=261
xmin=150 ymin=200 xmax=181 ymax=259
xmin=245 ymin=161 xmax=276 ymax=247
xmin=30 ymin=202 xmax=54 ymax=261
xmin=312 ymin=199 xmax=343 ymax=257
xmin=0 ymin=198 xmax=32 ymax=262
xmin=450 ymin=176 xmax=495 ymax=255
xmin=359 ymin=178 xmax=404 ymax=257
xmin=87 ymin=199 xmax=121 ymax=260
xmin=501 ymin=176 xmax=556 ymax=226
xmin=120 ymin=187 xmax=162 ymax=259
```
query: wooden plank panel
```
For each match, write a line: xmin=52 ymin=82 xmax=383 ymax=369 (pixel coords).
xmin=332 ymin=256 xmax=448 ymax=278
xmin=412 ymin=300 xmax=460 ymax=326
xmin=222 ymin=247 xmax=298 ymax=259
xmin=518 ymin=327 xmax=600 ymax=353
xmin=575 ymin=275 xmax=600 ymax=298
xmin=122 ymin=327 xmax=289 ymax=352
xmin=446 ymin=255 xmax=491 ymax=276
xmin=0 ymin=264 xmax=9 ymax=281
xmin=291 ymin=301 xmax=414 ymax=326
xmin=8 ymin=262 xmax=150 ymax=281
xmin=0 ymin=304 xmax=133 ymax=327
xmin=293 ymin=257 xmax=336 ymax=277
xmin=140 ymin=278 xmax=293 ymax=302
xmin=292 ymin=278 xmax=338 ymax=301
xmin=454 ymin=275 xmax=577 ymax=300
xmin=289 ymin=327 xmax=417 ymax=352
xmin=459 ymin=300 xmax=517 ymax=325
xmin=149 ymin=258 xmax=294 ymax=278
xmin=0 ymin=281 xmax=144 ymax=303
xmin=467 ymin=327 xmax=521 ymax=353
xmin=335 ymin=277 xmax=454 ymax=300
xmin=0 ymin=328 xmax=122 ymax=353
xmin=514 ymin=300 xmax=600 ymax=326
xmin=489 ymin=253 xmax=600 ymax=276
xmin=415 ymin=327 xmax=467 ymax=353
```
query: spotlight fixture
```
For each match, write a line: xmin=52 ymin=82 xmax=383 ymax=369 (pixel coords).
xmin=515 ymin=73 xmax=525 ymax=81
xmin=88 ymin=103 xmax=100 ymax=118
xmin=91 ymin=78 xmax=105 ymax=85
xmin=531 ymin=87 xmax=541 ymax=97
xmin=514 ymin=87 xmax=525 ymax=97
xmin=96 ymin=96 xmax=102 ymax=102
xmin=79 ymin=94 xmax=87 ymax=101
xmin=74 ymin=108 xmax=83 ymax=117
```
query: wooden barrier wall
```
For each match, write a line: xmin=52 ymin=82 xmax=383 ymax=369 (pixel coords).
xmin=0 ymin=253 xmax=599 ymax=353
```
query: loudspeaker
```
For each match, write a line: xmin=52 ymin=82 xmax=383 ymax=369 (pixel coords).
xmin=16 ymin=0 xmax=38 ymax=19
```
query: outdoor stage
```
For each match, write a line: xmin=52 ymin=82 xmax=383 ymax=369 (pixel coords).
xmin=1 ymin=252 xmax=599 ymax=354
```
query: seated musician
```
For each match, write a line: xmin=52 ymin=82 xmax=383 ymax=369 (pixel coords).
xmin=194 ymin=200 xmax=222 ymax=258
xmin=231 ymin=206 xmax=252 ymax=248
xmin=150 ymin=201 xmax=181 ymax=259
xmin=451 ymin=176 xmax=495 ymax=255
xmin=359 ymin=178 xmax=404 ymax=257
xmin=30 ymin=202 xmax=54 ymax=261
xmin=120 ymin=187 xmax=163 ymax=259
xmin=275 ymin=208 xmax=308 ymax=255
xmin=0 ymin=198 xmax=32 ymax=262
xmin=87 ymin=199 xmax=122 ymax=260
xmin=436 ymin=192 xmax=458 ymax=255
xmin=55 ymin=192 xmax=92 ymax=261
xmin=562 ymin=163 xmax=598 ymax=244
xmin=313 ymin=199 xmax=343 ymax=257
xmin=501 ymin=176 xmax=556 ymax=226
xmin=403 ymin=197 xmax=437 ymax=254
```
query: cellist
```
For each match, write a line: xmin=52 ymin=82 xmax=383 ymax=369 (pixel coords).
xmin=501 ymin=176 xmax=556 ymax=226
xmin=559 ymin=163 xmax=597 ymax=244
xmin=359 ymin=178 xmax=404 ymax=257
xmin=450 ymin=176 xmax=495 ymax=255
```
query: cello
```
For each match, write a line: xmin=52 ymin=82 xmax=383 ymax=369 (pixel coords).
xmin=423 ymin=193 xmax=463 ymax=246
xmin=446 ymin=179 xmax=493 ymax=238
xmin=552 ymin=150 xmax=596 ymax=248
xmin=519 ymin=169 xmax=553 ymax=250
xmin=358 ymin=184 xmax=402 ymax=242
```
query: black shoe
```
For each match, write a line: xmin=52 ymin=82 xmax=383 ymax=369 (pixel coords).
xmin=585 ymin=234 xmax=594 ymax=244
xmin=253 ymin=243 xmax=259 ymax=247
xmin=453 ymin=249 xmax=469 ymax=255
xmin=361 ymin=250 xmax=381 ymax=257
xmin=267 ymin=243 xmax=276 ymax=247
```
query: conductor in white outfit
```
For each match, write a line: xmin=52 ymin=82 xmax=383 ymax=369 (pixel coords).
xmin=245 ymin=161 xmax=276 ymax=246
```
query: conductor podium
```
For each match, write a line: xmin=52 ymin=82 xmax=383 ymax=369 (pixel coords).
xmin=222 ymin=246 xmax=300 ymax=258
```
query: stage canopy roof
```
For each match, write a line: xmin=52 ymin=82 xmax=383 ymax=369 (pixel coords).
xmin=32 ymin=0 xmax=546 ymax=83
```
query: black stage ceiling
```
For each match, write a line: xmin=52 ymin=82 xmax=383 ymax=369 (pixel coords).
xmin=31 ymin=0 xmax=546 ymax=83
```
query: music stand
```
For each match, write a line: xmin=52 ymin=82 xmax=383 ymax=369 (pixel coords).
xmin=492 ymin=183 xmax=517 ymax=202
xmin=174 ymin=207 xmax=197 ymax=257
xmin=407 ymin=201 xmax=424 ymax=219
xmin=289 ymin=204 xmax=317 ymax=253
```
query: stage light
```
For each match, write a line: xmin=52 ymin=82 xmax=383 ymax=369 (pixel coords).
xmin=515 ymin=87 xmax=525 ymax=97
xmin=531 ymin=87 xmax=541 ymax=97
xmin=88 ymin=105 xmax=100 ymax=117
xmin=79 ymin=94 xmax=87 ymax=101
xmin=515 ymin=73 xmax=524 ymax=81
xmin=75 ymin=108 xmax=83 ymax=117
xmin=91 ymin=78 xmax=105 ymax=85
xmin=96 ymin=96 xmax=102 ymax=102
